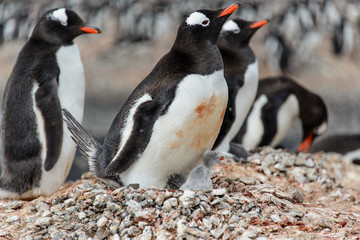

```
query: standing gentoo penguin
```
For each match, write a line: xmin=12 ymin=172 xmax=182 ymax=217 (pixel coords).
xmin=0 ymin=8 xmax=100 ymax=200
xmin=234 ymin=76 xmax=328 ymax=152
xmin=63 ymin=4 xmax=240 ymax=189
xmin=212 ymin=18 xmax=269 ymax=156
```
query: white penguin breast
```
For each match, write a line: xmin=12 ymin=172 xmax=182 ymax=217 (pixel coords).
xmin=120 ymin=70 xmax=228 ymax=188
xmin=270 ymin=94 xmax=300 ymax=147
xmin=215 ymin=60 xmax=259 ymax=152
xmin=37 ymin=44 xmax=85 ymax=196
xmin=242 ymin=94 xmax=268 ymax=151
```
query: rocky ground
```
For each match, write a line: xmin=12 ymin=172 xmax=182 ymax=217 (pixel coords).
xmin=0 ymin=147 xmax=359 ymax=239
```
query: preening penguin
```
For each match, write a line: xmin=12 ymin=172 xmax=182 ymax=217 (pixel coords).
xmin=235 ymin=76 xmax=328 ymax=152
xmin=212 ymin=18 xmax=269 ymax=157
xmin=0 ymin=8 xmax=100 ymax=200
xmin=63 ymin=4 xmax=240 ymax=189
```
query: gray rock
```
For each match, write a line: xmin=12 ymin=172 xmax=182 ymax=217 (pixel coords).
xmin=126 ymin=200 xmax=142 ymax=213
xmin=239 ymin=177 xmax=256 ymax=185
xmin=211 ymin=188 xmax=227 ymax=196
xmin=210 ymin=227 xmax=225 ymax=238
xmin=290 ymin=188 xmax=304 ymax=203
xmin=36 ymin=202 xmax=50 ymax=213
xmin=6 ymin=215 xmax=19 ymax=223
xmin=64 ymin=199 xmax=76 ymax=207
xmin=163 ymin=198 xmax=178 ymax=211
xmin=96 ymin=216 xmax=108 ymax=228
xmin=35 ymin=217 xmax=51 ymax=228
xmin=106 ymin=201 xmax=121 ymax=212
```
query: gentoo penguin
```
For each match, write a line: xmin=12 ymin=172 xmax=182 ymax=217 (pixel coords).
xmin=234 ymin=75 xmax=328 ymax=152
xmin=0 ymin=8 xmax=100 ymax=200
xmin=212 ymin=18 xmax=269 ymax=157
xmin=180 ymin=150 xmax=224 ymax=191
xmin=310 ymin=134 xmax=360 ymax=165
xmin=63 ymin=4 xmax=240 ymax=189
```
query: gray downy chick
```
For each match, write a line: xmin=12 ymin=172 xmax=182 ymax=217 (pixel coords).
xmin=180 ymin=150 xmax=224 ymax=191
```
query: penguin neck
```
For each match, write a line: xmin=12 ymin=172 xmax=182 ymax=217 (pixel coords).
xmin=220 ymin=45 xmax=255 ymax=75
xmin=171 ymin=40 xmax=223 ymax=75
xmin=27 ymin=37 xmax=63 ymax=53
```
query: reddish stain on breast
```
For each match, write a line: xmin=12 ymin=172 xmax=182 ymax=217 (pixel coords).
xmin=170 ymin=130 xmax=184 ymax=149
xmin=194 ymin=95 xmax=217 ymax=118
xmin=190 ymin=95 xmax=227 ymax=150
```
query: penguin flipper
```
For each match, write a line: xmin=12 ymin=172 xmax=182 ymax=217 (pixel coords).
xmin=258 ymin=101 xmax=277 ymax=146
xmin=35 ymin=78 xmax=63 ymax=171
xmin=105 ymin=99 xmax=169 ymax=175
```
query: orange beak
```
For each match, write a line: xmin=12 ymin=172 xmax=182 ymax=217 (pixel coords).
xmin=249 ymin=19 xmax=269 ymax=29
xmin=217 ymin=3 xmax=240 ymax=18
xmin=298 ymin=132 xmax=313 ymax=153
xmin=80 ymin=26 xmax=101 ymax=34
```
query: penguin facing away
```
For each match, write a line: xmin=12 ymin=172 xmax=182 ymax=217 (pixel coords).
xmin=180 ymin=150 xmax=224 ymax=191
xmin=64 ymin=4 xmax=240 ymax=189
xmin=0 ymin=8 xmax=101 ymax=200
xmin=234 ymin=76 xmax=328 ymax=152
xmin=213 ymin=18 xmax=269 ymax=156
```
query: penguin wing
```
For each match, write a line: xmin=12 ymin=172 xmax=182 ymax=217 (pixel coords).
xmin=258 ymin=101 xmax=277 ymax=146
xmin=105 ymin=97 xmax=170 ymax=175
xmin=35 ymin=78 xmax=63 ymax=171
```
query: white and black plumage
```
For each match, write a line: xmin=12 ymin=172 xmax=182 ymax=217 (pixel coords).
xmin=0 ymin=8 xmax=100 ymax=200
xmin=234 ymin=76 xmax=328 ymax=152
xmin=180 ymin=150 xmax=224 ymax=191
xmin=63 ymin=4 xmax=240 ymax=189
xmin=213 ymin=18 xmax=269 ymax=158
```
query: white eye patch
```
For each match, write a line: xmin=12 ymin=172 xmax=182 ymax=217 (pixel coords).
xmin=48 ymin=8 xmax=68 ymax=26
xmin=221 ymin=20 xmax=240 ymax=34
xmin=186 ymin=12 xmax=210 ymax=27
xmin=314 ymin=121 xmax=327 ymax=135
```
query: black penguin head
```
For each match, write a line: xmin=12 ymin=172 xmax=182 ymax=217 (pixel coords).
xmin=31 ymin=8 xmax=101 ymax=45
xmin=299 ymin=95 xmax=328 ymax=153
xmin=219 ymin=18 xmax=269 ymax=47
xmin=173 ymin=3 xmax=240 ymax=50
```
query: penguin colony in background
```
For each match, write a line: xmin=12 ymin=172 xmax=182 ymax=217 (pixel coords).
xmin=1 ymin=0 xmax=360 ymax=72
xmin=0 ymin=8 xmax=100 ymax=199
xmin=0 ymin=1 xmax=358 ymax=199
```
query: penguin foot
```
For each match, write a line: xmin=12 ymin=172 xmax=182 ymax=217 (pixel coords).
xmin=229 ymin=142 xmax=251 ymax=163
xmin=166 ymin=174 xmax=186 ymax=189
xmin=98 ymin=175 xmax=123 ymax=189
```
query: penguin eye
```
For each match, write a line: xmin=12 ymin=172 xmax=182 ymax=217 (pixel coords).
xmin=186 ymin=12 xmax=210 ymax=27
xmin=233 ymin=28 xmax=240 ymax=34
xmin=201 ymin=20 xmax=210 ymax=26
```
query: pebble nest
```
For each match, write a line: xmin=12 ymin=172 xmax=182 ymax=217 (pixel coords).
xmin=1 ymin=147 xmax=360 ymax=239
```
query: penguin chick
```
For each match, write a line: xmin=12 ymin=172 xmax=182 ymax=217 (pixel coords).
xmin=180 ymin=150 xmax=224 ymax=191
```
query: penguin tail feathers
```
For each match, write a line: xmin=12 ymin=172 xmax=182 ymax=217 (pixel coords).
xmin=62 ymin=108 xmax=100 ymax=174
